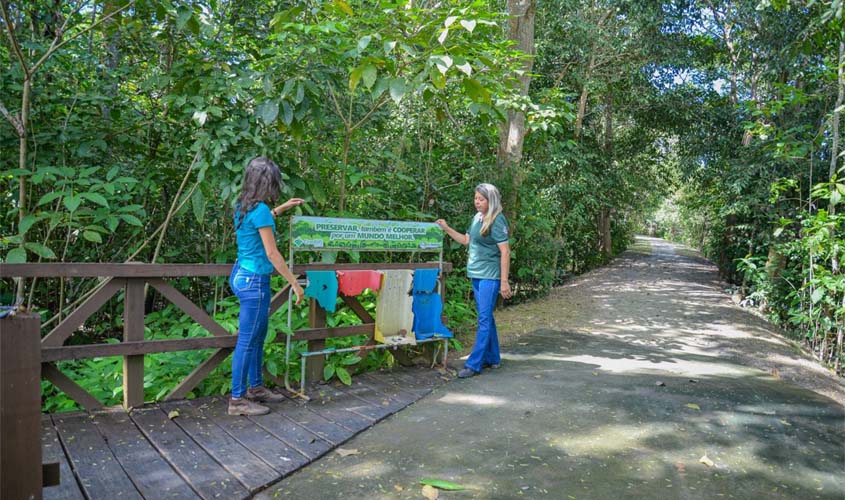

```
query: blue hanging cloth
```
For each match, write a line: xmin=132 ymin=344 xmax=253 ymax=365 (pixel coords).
xmin=412 ymin=268 xmax=440 ymax=295
xmin=412 ymin=292 xmax=453 ymax=340
xmin=304 ymin=270 xmax=339 ymax=313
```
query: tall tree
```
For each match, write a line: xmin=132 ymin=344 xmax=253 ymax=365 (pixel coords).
xmin=0 ymin=0 xmax=130 ymax=300
xmin=496 ymin=0 xmax=535 ymax=217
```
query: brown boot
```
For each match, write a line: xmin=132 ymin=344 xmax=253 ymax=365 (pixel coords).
xmin=246 ymin=385 xmax=286 ymax=403
xmin=228 ymin=397 xmax=270 ymax=416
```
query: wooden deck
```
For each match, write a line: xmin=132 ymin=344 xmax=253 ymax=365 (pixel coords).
xmin=40 ymin=368 xmax=449 ymax=499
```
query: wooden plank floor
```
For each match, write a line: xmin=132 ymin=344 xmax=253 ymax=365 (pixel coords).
xmin=41 ymin=367 xmax=449 ymax=499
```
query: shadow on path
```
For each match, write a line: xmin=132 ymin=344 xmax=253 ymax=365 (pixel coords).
xmin=258 ymin=237 xmax=845 ymax=499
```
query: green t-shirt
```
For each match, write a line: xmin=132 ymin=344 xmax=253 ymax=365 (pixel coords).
xmin=466 ymin=212 xmax=509 ymax=280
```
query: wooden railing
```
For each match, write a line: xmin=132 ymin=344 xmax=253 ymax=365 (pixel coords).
xmin=0 ymin=262 xmax=451 ymax=411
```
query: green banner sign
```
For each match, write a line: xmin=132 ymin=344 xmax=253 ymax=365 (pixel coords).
xmin=290 ymin=216 xmax=443 ymax=252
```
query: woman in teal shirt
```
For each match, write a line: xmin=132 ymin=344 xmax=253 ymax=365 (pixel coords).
xmin=436 ymin=183 xmax=511 ymax=378
xmin=228 ymin=157 xmax=305 ymax=416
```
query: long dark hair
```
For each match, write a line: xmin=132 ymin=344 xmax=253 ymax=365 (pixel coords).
xmin=235 ymin=156 xmax=283 ymax=228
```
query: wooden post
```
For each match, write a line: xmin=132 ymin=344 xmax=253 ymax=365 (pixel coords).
xmin=439 ymin=271 xmax=449 ymax=325
xmin=306 ymin=299 xmax=326 ymax=386
xmin=123 ymin=279 xmax=145 ymax=408
xmin=1 ymin=313 xmax=43 ymax=499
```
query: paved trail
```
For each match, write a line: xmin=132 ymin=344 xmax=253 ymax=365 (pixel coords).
xmin=259 ymin=238 xmax=844 ymax=499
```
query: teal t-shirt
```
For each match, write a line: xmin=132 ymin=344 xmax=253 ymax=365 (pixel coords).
xmin=235 ymin=202 xmax=275 ymax=274
xmin=466 ymin=212 xmax=509 ymax=280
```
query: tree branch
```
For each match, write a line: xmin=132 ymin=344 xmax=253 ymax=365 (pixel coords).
xmin=0 ymin=99 xmax=24 ymax=136
xmin=151 ymin=147 xmax=203 ymax=265
xmin=31 ymin=1 xmax=135 ymax=75
xmin=0 ymin=0 xmax=29 ymax=77
xmin=326 ymin=83 xmax=350 ymax=129
xmin=351 ymin=94 xmax=389 ymax=131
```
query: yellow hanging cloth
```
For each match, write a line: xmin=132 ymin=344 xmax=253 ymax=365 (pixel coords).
xmin=374 ymin=270 xmax=416 ymax=345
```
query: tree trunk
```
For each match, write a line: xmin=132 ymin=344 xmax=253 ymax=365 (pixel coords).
xmin=830 ymin=40 xmax=843 ymax=185
xmin=742 ymin=57 xmax=760 ymax=147
xmin=100 ymin=1 xmax=123 ymax=128
xmin=719 ymin=214 xmax=738 ymax=280
xmin=496 ymin=0 xmax=535 ymax=223
xmin=598 ymin=209 xmax=612 ymax=259
xmin=550 ymin=218 xmax=565 ymax=282
xmin=15 ymin=77 xmax=31 ymax=302
xmin=722 ymin=14 xmax=738 ymax=105
xmin=831 ymin=41 xmax=844 ymax=367
xmin=339 ymin=131 xmax=351 ymax=212
xmin=573 ymin=54 xmax=595 ymax=140
xmin=599 ymin=92 xmax=613 ymax=260
xmin=836 ymin=293 xmax=844 ymax=374
xmin=765 ymin=244 xmax=785 ymax=282
xmin=704 ymin=1 xmax=738 ymax=105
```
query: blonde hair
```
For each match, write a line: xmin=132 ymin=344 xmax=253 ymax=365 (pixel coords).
xmin=476 ymin=183 xmax=502 ymax=236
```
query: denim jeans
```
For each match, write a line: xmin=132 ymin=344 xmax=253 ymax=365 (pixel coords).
xmin=464 ymin=278 xmax=501 ymax=373
xmin=229 ymin=262 xmax=271 ymax=398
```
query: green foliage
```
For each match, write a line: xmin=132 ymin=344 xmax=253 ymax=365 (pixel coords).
xmin=651 ymin=0 xmax=844 ymax=371
xmin=1 ymin=0 xmax=692 ymax=411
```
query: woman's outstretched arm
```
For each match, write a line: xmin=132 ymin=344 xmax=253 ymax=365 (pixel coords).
xmin=435 ymin=219 xmax=469 ymax=246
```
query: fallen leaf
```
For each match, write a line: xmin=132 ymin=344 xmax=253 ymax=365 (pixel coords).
xmin=699 ymin=454 xmax=715 ymax=467
xmin=393 ymin=484 xmax=404 ymax=492
xmin=336 ymin=448 xmax=359 ymax=457
xmin=533 ymin=375 xmax=542 ymax=379
xmin=167 ymin=410 xmax=179 ymax=419
xmin=656 ymin=381 xmax=666 ymax=387
xmin=686 ymin=403 xmax=701 ymax=410
xmin=422 ymin=485 xmax=439 ymax=499
xmin=420 ymin=478 xmax=465 ymax=491
xmin=779 ymin=419 xmax=791 ymax=426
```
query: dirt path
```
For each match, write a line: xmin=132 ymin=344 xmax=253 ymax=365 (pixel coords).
xmin=497 ymin=237 xmax=845 ymax=404
xmin=258 ymin=237 xmax=844 ymax=499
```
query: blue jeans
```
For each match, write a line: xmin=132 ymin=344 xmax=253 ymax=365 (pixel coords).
xmin=465 ymin=278 xmax=501 ymax=373
xmin=229 ymin=262 xmax=271 ymax=398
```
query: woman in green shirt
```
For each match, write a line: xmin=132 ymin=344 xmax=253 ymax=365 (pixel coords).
xmin=436 ymin=183 xmax=511 ymax=378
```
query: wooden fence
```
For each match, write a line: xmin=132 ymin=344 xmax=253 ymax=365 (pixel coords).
xmin=0 ymin=262 xmax=450 ymax=410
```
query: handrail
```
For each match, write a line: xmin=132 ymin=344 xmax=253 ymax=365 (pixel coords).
xmin=0 ymin=261 xmax=452 ymax=411
xmin=0 ymin=261 xmax=451 ymax=278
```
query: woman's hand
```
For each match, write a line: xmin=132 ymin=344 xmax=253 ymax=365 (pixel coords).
xmin=435 ymin=218 xmax=449 ymax=230
xmin=500 ymin=280 xmax=512 ymax=299
xmin=272 ymin=198 xmax=305 ymax=216
xmin=292 ymin=282 xmax=305 ymax=305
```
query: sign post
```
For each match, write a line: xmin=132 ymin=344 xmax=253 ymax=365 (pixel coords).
xmin=284 ymin=217 xmax=447 ymax=396
xmin=290 ymin=216 xmax=444 ymax=252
